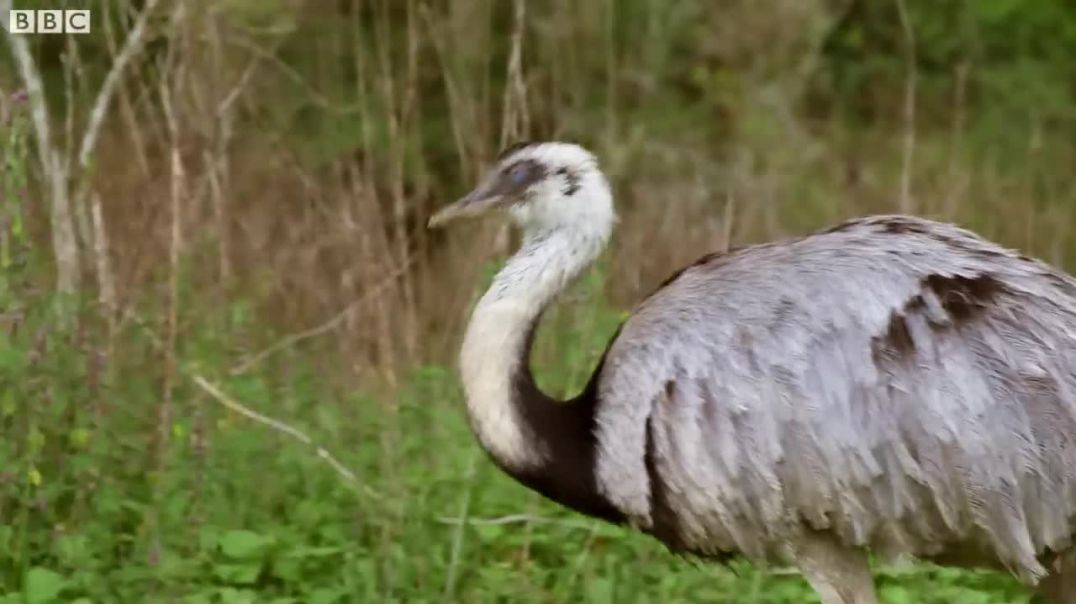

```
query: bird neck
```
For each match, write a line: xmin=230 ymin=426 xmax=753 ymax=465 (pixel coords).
xmin=460 ymin=227 xmax=606 ymax=470
xmin=460 ymin=225 xmax=623 ymax=522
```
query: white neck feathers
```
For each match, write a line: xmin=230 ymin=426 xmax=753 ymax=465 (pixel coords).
xmin=460 ymin=226 xmax=609 ymax=469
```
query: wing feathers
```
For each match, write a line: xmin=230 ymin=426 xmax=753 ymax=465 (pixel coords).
xmin=594 ymin=216 xmax=1076 ymax=580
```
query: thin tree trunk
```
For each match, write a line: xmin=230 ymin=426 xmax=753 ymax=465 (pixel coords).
xmin=2 ymin=9 xmax=80 ymax=294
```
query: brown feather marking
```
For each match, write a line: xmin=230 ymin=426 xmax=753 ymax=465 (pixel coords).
xmin=922 ymin=274 xmax=1003 ymax=324
xmin=873 ymin=313 xmax=917 ymax=364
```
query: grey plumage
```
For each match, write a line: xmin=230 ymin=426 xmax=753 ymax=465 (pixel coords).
xmin=595 ymin=215 xmax=1076 ymax=582
xmin=430 ymin=141 xmax=1076 ymax=602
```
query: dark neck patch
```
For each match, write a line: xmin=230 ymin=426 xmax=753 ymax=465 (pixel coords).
xmin=490 ymin=320 xmax=625 ymax=525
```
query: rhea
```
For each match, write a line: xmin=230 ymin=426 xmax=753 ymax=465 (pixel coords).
xmin=428 ymin=141 xmax=1076 ymax=603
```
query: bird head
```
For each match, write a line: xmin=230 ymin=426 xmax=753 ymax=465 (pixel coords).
xmin=428 ymin=141 xmax=615 ymax=236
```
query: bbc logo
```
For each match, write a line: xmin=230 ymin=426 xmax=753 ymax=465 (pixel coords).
xmin=6 ymin=10 xmax=91 ymax=34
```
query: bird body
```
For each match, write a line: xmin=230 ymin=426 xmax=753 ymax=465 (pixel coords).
xmin=597 ymin=215 xmax=1076 ymax=581
xmin=428 ymin=142 xmax=1076 ymax=603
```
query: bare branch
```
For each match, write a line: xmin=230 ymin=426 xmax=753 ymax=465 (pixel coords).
xmin=442 ymin=452 xmax=479 ymax=601
xmin=216 ymin=54 xmax=261 ymax=117
xmin=437 ymin=514 xmax=598 ymax=531
xmin=123 ymin=304 xmax=380 ymax=502
xmin=77 ymin=0 xmax=163 ymax=172
xmin=499 ymin=0 xmax=529 ymax=147
xmin=189 ymin=374 xmax=379 ymax=502
xmin=90 ymin=193 xmax=115 ymax=314
xmin=229 ymin=258 xmax=414 ymax=375
xmin=225 ymin=35 xmax=360 ymax=114
xmin=418 ymin=5 xmax=473 ymax=178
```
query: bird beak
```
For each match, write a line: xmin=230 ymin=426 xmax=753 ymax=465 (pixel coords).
xmin=428 ymin=178 xmax=506 ymax=229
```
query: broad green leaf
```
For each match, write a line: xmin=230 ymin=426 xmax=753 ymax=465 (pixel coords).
xmin=217 ymin=587 xmax=258 ymax=604
xmin=24 ymin=567 xmax=65 ymax=604
xmin=308 ymin=587 xmax=348 ymax=604
xmin=219 ymin=529 xmax=274 ymax=559
xmin=213 ymin=562 xmax=261 ymax=585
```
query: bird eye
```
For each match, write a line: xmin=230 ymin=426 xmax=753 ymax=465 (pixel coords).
xmin=508 ymin=164 xmax=529 ymax=185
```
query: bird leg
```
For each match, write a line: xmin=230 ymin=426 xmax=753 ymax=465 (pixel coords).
xmin=1038 ymin=551 xmax=1076 ymax=604
xmin=792 ymin=531 xmax=878 ymax=604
